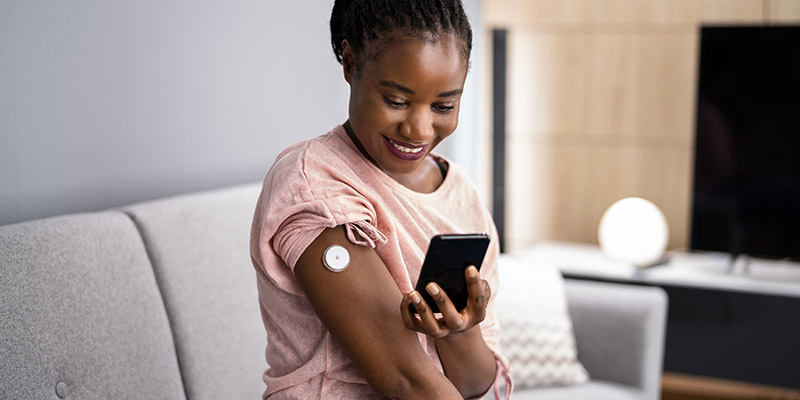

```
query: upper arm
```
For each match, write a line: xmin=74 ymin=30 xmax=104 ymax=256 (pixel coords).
xmin=294 ymin=226 xmax=460 ymax=398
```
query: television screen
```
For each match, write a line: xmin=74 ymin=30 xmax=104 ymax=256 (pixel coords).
xmin=691 ymin=25 xmax=800 ymax=260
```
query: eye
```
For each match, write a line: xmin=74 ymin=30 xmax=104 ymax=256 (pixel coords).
xmin=383 ymin=96 xmax=407 ymax=109
xmin=433 ymin=103 xmax=455 ymax=114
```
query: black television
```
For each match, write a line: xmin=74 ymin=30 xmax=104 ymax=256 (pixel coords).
xmin=690 ymin=25 xmax=800 ymax=261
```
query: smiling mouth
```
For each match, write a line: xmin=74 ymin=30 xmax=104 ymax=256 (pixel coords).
xmin=382 ymin=136 xmax=429 ymax=161
xmin=387 ymin=138 xmax=424 ymax=154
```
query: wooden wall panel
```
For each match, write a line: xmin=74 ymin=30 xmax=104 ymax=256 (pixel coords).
xmin=767 ymin=0 xmax=800 ymax=22
xmin=506 ymin=139 xmax=692 ymax=250
xmin=485 ymin=0 xmax=764 ymax=27
xmin=584 ymin=33 xmax=640 ymax=137
xmin=507 ymin=32 xmax=589 ymax=137
xmin=636 ymin=33 xmax=697 ymax=139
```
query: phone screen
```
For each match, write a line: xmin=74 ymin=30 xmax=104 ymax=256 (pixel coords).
xmin=412 ymin=233 xmax=490 ymax=313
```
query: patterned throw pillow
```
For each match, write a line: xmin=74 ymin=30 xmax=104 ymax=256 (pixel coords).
xmin=494 ymin=254 xmax=589 ymax=388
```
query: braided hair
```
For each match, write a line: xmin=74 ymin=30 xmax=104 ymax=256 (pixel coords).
xmin=330 ymin=0 xmax=472 ymax=68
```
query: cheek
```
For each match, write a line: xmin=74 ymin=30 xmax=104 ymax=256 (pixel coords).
xmin=352 ymin=94 xmax=392 ymax=127
xmin=436 ymin=112 xmax=460 ymax=138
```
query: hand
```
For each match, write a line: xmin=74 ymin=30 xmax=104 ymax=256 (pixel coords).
xmin=400 ymin=265 xmax=491 ymax=339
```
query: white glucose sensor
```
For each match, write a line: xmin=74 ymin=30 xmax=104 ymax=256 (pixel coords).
xmin=322 ymin=245 xmax=350 ymax=272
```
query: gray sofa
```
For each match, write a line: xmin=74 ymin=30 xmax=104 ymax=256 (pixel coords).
xmin=1 ymin=183 xmax=667 ymax=399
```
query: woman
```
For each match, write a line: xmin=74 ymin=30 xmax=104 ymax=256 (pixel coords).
xmin=250 ymin=0 xmax=512 ymax=398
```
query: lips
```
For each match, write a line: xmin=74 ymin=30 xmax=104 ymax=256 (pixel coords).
xmin=382 ymin=136 xmax=428 ymax=161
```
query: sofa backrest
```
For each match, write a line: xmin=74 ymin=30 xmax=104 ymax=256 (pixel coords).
xmin=122 ymin=183 xmax=267 ymax=400
xmin=0 ymin=212 xmax=186 ymax=400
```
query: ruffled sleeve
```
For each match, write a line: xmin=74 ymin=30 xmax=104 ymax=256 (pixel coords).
xmin=251 ymin=137 xmax=388 ymax=295
xmin=345 ymin=220 xmax=388 ymax=248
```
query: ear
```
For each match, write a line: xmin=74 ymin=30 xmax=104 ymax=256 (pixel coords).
xmin=341 ymin=40 xmax=356 ymax=84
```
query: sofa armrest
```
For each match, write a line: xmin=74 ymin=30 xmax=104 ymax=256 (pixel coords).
xmin=565 ymin=279 xmax=668 ymax=400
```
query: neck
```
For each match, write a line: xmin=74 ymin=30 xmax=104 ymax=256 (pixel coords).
xmin=343 ymin=120 xmax=379 ymax=167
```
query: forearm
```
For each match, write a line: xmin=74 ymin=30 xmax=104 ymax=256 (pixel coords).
xmin=436 ymin=327 xmax=497 ymax=398
xmin=372 ymin=364 xmax=463 ymax=400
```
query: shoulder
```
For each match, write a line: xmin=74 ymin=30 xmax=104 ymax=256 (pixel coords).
xmin=270 ymin=129 xmax=341 ymax=172
xmin=261 ymin=126 xmax=380 ymax=222
xmin=267 ymin=127 xmax=359 ymax=188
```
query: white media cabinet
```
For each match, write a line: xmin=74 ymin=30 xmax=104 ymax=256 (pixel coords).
xmin=514 ymin=241 xmax=800 ymax=299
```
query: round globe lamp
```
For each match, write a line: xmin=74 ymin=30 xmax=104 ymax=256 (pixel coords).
xmin=598 ymin=197 xmax=669 ymax=267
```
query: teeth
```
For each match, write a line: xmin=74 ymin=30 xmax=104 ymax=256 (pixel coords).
xmin=389 ymin=139 xmax=423 ymax=154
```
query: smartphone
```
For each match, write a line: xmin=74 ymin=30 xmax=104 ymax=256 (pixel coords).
xmin=412 ymin=233 xmax=491 ymax=314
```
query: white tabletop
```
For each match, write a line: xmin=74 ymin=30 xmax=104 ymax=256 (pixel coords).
xmin=513 ymin=241 xmax=800 ymax=299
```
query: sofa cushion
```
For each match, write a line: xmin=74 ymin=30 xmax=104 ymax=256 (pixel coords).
xmin=494 ymin=254 xmax=589 ymax=388
xmin=0 ymin=212 xmax=186 ymax=400
xmin=122 ymin=183 xmax=267 ymax=400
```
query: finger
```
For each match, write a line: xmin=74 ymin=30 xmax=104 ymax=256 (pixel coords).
xmin=465 ymin=266 xmax=489 ymax=321
xmin=410 ymin=290 xmax=444 ymax=336
xmin=414 ymin=287 xmax=449 ymax=338
xmin=408 ymin=291 xmax=435 ymax=333
xmin=482 ymin=279 xmax=492 ymax=302
xmin=400 ymin=292 xmax=424 ymax=332
xmin=425 ymin=282 xmax=463 ymax=332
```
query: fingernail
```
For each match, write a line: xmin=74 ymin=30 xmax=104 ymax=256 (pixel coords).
xmin=467 ymin=266 xmax=478 ymax=278
xmin=426 ymin=283 xmax=440 ymax=296
xmin=411 ymin=292 xmax=422 ymax=304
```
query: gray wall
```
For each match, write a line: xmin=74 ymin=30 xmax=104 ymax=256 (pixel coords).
xmin=0 ymin=0 xmax=482 ymax=226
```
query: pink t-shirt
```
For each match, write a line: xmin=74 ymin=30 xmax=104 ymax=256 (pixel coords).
xmin=250 ymin=125 xmax=512 ymax=399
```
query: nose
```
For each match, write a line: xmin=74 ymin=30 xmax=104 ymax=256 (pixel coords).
xmin=399 ymin=107 xmax=435 ymax=143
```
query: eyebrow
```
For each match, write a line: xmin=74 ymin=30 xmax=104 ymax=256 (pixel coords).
xmin=378 ymin=80 xmax=462 ymax=98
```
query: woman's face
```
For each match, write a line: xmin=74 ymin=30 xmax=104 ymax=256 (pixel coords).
xmin=342 ymin=35 xmax=468 ymax=180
